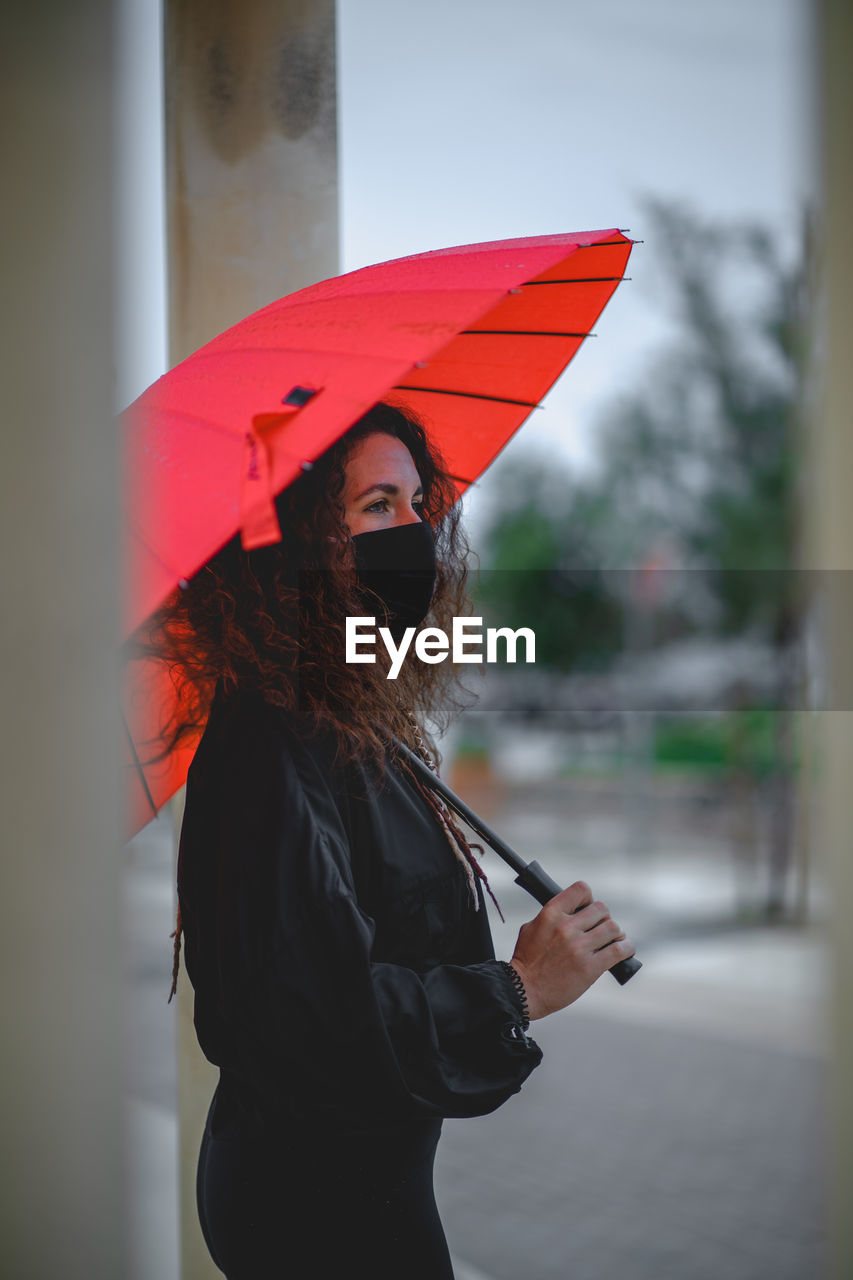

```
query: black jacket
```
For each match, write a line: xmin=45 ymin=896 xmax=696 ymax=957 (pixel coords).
xmin=177 ymin=688 xmax=542 ymax=1140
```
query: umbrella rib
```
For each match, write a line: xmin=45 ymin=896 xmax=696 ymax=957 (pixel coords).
xmin=150 ymin=238 xmax=632 ymax=347
xmin=522 ymin=276 xmax=628 ymax=285
xmin=121 ymin=708 xmax=159 ymax=821
xmin=170 ymin=341 xmax=420 ymax=366
xmin=460 ymin=329 xmax=594 ymax=337
xmin=180 ymin=254 xmax=629 ymax=332
xmin=393 ymin=386 xmax=541 ymax=409
xmin=182 ymin=291 xmax=546 ymax=337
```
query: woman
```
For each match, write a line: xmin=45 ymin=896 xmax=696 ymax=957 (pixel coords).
xmin=156 ymin=401 xmax=635 ymax=1278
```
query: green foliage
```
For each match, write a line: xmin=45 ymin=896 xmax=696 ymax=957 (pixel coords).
xmin=653 ymin=710 xmax=786 ymax=775
xmin=472 ymin=458 xmax=624 ymax=671
xmin=594 ymin=200 xmax=807 ymax=639
xmin=452 ymin=737 xmax=490 ymax=763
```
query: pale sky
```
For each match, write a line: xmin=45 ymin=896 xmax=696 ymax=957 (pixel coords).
xmin=337 ymin=0 xmax=812 ymax=487
xmin=118 ymin=0 xmax=812 ymax=492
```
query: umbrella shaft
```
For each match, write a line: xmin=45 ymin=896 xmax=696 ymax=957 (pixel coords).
xmin=395 ymin=741 xmax=641 ymax=987
xmin=396 ymin=742 xmax=527 ymax=875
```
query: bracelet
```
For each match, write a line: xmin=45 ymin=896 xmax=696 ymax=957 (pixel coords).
xmin=497 ymin=960 xmax=530 ymax=1030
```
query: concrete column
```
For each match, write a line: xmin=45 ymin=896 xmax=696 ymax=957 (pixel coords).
xmin=0 ymin=3 xmax=122 ymax=1278
xmin=165 ymin=0 xmax=339 ymax=362
xmin=813 ymin=2 xmax=853 ymax=1276
xmin=163 ymin=3 xmax=338 ymax=1273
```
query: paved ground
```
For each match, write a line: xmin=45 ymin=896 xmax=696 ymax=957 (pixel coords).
xmin=435 ymin=936 xmax=825 ymax=1280
xmin=123 ymin=775 xmax=828 ymax=1279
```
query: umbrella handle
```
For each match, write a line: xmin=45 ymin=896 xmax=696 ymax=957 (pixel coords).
xmin=514 ymin=860 xmax=641 ymax=986
xmin=395 ymin=742 xmax=641 ymax=985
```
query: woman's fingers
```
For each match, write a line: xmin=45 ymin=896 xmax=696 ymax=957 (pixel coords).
xmin=586 ymin=917 xmax=627 ymax=952
xmin=600 ymin=934 xmax=637 ymax=971
xmin=569 ymin=899 xmax=612 ymax=931
xmin=548 ymin=879 xmax=593 ymax=916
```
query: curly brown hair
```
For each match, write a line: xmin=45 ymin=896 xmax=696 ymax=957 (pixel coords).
xmin=131 ymin=401 xmax=475 ymax=783
xmin=135 ymin=401 xmax=498 ymax=998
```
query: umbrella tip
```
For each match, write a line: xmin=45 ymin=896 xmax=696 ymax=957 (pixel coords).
xmin=300 ymin=460 xmax=314 ymax=472
xmin=178 ymin=578 xmax=189 ymax=590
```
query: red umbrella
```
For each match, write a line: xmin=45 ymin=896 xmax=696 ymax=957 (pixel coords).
xmin=124 ymin=229 xmax=633 ymax=835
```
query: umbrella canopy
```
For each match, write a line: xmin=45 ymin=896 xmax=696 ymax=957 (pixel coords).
xmin=124 ymin=229 xmax=633 ymax=834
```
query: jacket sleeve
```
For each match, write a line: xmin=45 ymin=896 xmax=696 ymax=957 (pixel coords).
xmin=178 ymin=695 xmax=542 ymax=1124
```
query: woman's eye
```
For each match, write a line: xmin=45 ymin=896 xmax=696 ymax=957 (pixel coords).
xmin=363 ymin=494 xmax=424 ymax=515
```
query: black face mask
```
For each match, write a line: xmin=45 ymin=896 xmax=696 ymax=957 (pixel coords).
xmin=352 ymin=521 xmax=437 ymax=642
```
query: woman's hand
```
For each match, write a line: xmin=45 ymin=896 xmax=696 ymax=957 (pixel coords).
xmin=509 ymin=881 xmax=635 ymax=1021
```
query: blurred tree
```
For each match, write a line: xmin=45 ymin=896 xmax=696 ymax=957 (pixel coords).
xmin=474 ymin=455 xmax=623 ymax=670
xmin=596 ymin=200 xmax=808 ymax=645
xmin=594 ymin=202 xmax=810 ymax=918
xmin=477 ymin=200 xmax=811 ymax=918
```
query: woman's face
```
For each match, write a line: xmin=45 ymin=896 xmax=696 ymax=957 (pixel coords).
xmin=342 ymin=432 xmax=424 ymax=535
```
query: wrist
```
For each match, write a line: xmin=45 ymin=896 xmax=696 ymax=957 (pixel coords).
xmin=508 ymin=957 xmax=546 ymax=1021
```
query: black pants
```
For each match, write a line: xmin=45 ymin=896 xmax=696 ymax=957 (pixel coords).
xmin=197 ymin=1102 xmax=455 ymax=1279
